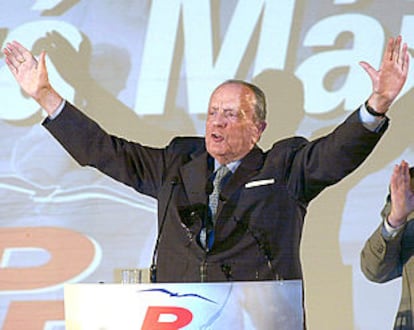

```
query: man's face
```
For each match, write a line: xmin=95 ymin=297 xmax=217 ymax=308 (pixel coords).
xmin=205 ymin=83 xmax=266 ymax=165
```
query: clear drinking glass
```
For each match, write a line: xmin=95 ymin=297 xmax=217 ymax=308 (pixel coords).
xmin=121 ymin=268 xmax=142 ymax=284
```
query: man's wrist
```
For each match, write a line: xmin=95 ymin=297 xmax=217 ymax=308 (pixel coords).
xmin=34 ymin=86 xmax=63 ymax=116
xmin=48 ymin=99 xmax=66 ymax=119
xmin=382 ymin=215 xmax=404 ymax=240
xmin=365 ymin=100 xmax=386 ymax=117
xmin=359 ymin=102 xmax=387 ymax=132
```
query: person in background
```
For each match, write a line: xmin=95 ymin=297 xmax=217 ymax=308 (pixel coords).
xmin=361 ymin=160 xmax=414 ymax=329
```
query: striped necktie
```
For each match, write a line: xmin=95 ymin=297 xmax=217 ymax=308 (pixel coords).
xmin=209 ymin=165 xmax=230 ymax=220
xmin=204 ymin=165 xmax=230 ymax=249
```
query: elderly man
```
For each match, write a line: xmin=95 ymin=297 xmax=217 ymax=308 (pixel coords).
xmin=2 ymin=36 xmax=409 ymax=283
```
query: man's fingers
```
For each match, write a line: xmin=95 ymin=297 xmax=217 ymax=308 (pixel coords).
xmin=3 ymin=47 xmax=19 ymax=70
xmin=384 ymin=37 xmax=395 ymax=61
xmin=4 ymin=57 xmax=18 ymax=76
xmin=392 ymin=35 xmax=402 ymax=62
xmin=11 ymin=40 xmax=27 ymax=55
xmin=359 ymin=61 xmax=376 ymax=81
xmin=403 ymin=51 xmax=410 ymax=72
xmin=6 ymin=41 xmax=28 ymax=64
xmin=4 ymin=43 xmax=23 ymax=67
xmin=38 ymin=51 xmax=46 ymax=70
xmin=399 ymin=43 xmax=410 ymax=73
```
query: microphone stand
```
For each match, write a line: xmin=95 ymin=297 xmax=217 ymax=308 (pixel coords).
xmin=200 ymin=175 xmax=214 ymax=282
xmin=149 ymin=177 xmax=179 ymax=283
xmin=235 ymin=219 xmax=280 ymax=281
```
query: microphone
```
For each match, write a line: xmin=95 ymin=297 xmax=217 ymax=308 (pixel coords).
xmin=150 ymin=176 xmax=179 ymax=283
xmin=221 ymin=263 xmax=233 ymax=281
xmin=204 ymin=176 xmax=213 ymax=245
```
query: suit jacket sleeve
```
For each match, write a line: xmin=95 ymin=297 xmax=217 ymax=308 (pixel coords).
xmin=286 ymin=109 xmax=389 ymax=203
xmin=43 ymin=101 xmax=169 ymax=198
xmin=360 ymin=199 xmax=404 ymax=283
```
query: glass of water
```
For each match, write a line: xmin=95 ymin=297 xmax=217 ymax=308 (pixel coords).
xmin=121 ymin=268 xmax=142 ymax=284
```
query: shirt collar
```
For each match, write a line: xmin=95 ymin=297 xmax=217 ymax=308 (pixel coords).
xmin=214 ymin=159 xmax=241 ymax=173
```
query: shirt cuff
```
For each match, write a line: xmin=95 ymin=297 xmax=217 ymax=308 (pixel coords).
xmin=382 ymin=216 xmax=404 ymax=241
xmin=359 ymin=103 xmax=387 ymax=133
xmin=48 ymin=99 xmax=66 ymax=120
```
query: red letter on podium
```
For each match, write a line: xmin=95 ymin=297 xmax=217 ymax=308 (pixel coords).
xmin=142 ymin=306 xmax=193 ymax=329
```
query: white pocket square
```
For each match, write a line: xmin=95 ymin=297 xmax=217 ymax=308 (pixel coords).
xmin=245 ymin=178 xmax=275 ymax=188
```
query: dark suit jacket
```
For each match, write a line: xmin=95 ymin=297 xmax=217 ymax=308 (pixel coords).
xmin=361 ymin=200 xmax=414 ymax=329
xmin=44 ymin=101 xmax=387 ymax=283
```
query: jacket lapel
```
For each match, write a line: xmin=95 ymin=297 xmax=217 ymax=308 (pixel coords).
xmin=180 ymin=151 xmax=213 ymax=206
xmin=178 ymin=145 xmax=264 ymax=234
xmin=217 ymin=146 xmax=265 ymax=216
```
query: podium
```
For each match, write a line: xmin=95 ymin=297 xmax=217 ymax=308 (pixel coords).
xmin=64 ymin=280 xmax=303 ymax=329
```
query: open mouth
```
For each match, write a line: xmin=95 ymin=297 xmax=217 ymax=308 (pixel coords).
xmin=211 ymin=133 xmax=224 ymax=142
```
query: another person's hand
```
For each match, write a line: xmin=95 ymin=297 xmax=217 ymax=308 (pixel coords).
xmin=2 ymin=41 xmax=62 ymax=115
xmin=388 ymin=160 xmax=414 ymax=228
xmin=359 ymin=35 xmax=410 ymax=114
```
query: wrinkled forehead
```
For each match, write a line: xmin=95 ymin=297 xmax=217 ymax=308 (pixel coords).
xmin=209 ymin=83 xmax=255 ymax=108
